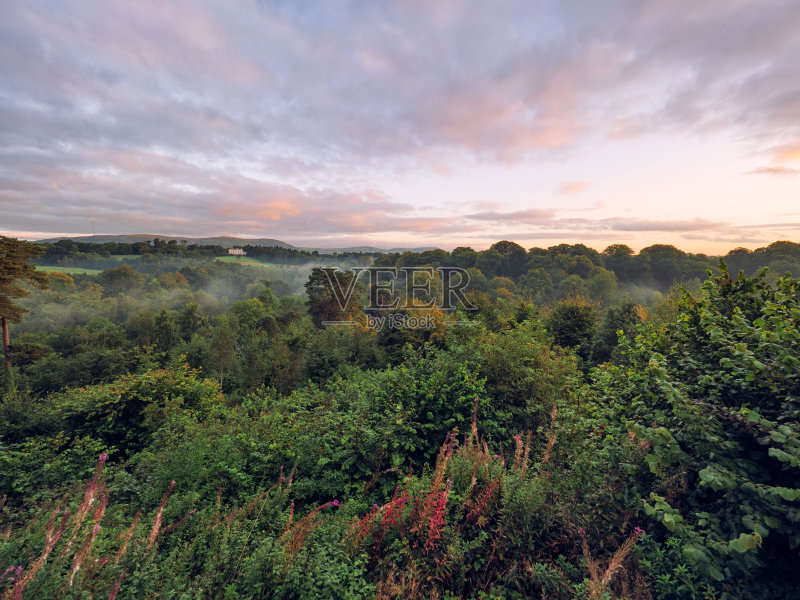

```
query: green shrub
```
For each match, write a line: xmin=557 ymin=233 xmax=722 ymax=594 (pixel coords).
xmin=587 ymin=265 xmax=800 ymax=598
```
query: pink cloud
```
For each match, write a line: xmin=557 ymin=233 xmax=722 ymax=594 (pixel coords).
xmin=748 ymin=166 xmax=800 ymax=176
xmin=772 ymin=145 xmax=800 ymax=163
xmin=557 ymin=181 xmax=589 ymax=194
xmin=464 ymin=208 xmax=556 ymax=223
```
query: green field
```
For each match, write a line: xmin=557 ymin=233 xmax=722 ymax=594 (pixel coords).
xmin=35 ymin=265 xmax=102 ymax=275
xmin=35 ymin=256 xmax=295 ymax=276
xmin=215 ymin=255 xmax=272 ymax=266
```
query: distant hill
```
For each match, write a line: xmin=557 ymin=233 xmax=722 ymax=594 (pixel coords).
xmin=35 ymin=234 xmax=434 ymax=254
xmin=36 ymin=234 xmax=295 ymax=249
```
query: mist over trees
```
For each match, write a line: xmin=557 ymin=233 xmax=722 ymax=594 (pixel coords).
xmin=1 ymin=235 xmax=799 ymax=599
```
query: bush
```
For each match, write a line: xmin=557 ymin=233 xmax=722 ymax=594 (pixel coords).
xmin=586 ymin=265 xmax=800 ymax=598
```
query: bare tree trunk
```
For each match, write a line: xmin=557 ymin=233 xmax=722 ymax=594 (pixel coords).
xmin=2 ymin=316 xmax=11 ymax=376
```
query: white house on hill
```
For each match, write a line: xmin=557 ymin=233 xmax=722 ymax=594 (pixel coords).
xmin=228 ymin=247 xmax=245 ymax=256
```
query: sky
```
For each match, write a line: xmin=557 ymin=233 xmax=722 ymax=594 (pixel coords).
xmin=1 ymin=0 xmax=799 ymax=253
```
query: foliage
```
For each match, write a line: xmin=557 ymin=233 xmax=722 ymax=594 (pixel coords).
xmin=0 ymin=237 xmax=49 ymax=325
xmin=1 ymin=236 xmax=49 ymax=380
xmin=304 ymin=268 xmax=364 ymax=328
xmin=1 ymin=364 xmax=224 ymax=501
xmin=3 ymin=243 xmax=800 ymax=598
xmin=589 ymin=299 xmax=643 ymax=365
xmin=586 ymin=264 xmax=800 ymax=598
xmin=0 ymin=415 xmax=647 ymax=600
xmin=544 ymin=296 xmax=599 ymax=365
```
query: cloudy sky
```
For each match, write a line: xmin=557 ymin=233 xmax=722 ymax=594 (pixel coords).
xmin=1 ymin=0 xmax=799 ymax=252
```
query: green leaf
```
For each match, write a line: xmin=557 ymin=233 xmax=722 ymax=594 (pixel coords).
xmin=729 ymin=532 xmax=761 ymax=553
xmin=698 ymin=467 xmax=715 ymax=484
xmin=662 ymin=513 xmax=676 ymax=531
xmin=706 ymin=565 xmax=725 ymax=581
xmin=682 ymin=546 xmax=709 ymax=564
xmin=771 ymin=431 xmax=788 ymax=444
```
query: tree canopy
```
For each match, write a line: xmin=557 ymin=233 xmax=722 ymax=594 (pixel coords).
xmin=1 ymin=236 xmax=48 ymax=375
xmin=1 ymin=236 xmax=48 ymax=324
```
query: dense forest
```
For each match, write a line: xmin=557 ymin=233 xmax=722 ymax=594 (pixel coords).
xmin=37 ymin=238 xmax=381 ymax=271
xmin=1 ymin=236 xmax=799 ymax=599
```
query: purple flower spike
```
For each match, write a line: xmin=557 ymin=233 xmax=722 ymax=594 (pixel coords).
xmin=634 ymin=526 xmax=645 ymax=537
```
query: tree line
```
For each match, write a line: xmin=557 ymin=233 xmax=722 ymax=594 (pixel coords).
xmin=1 ymin=235 xmax=799 ymax=598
